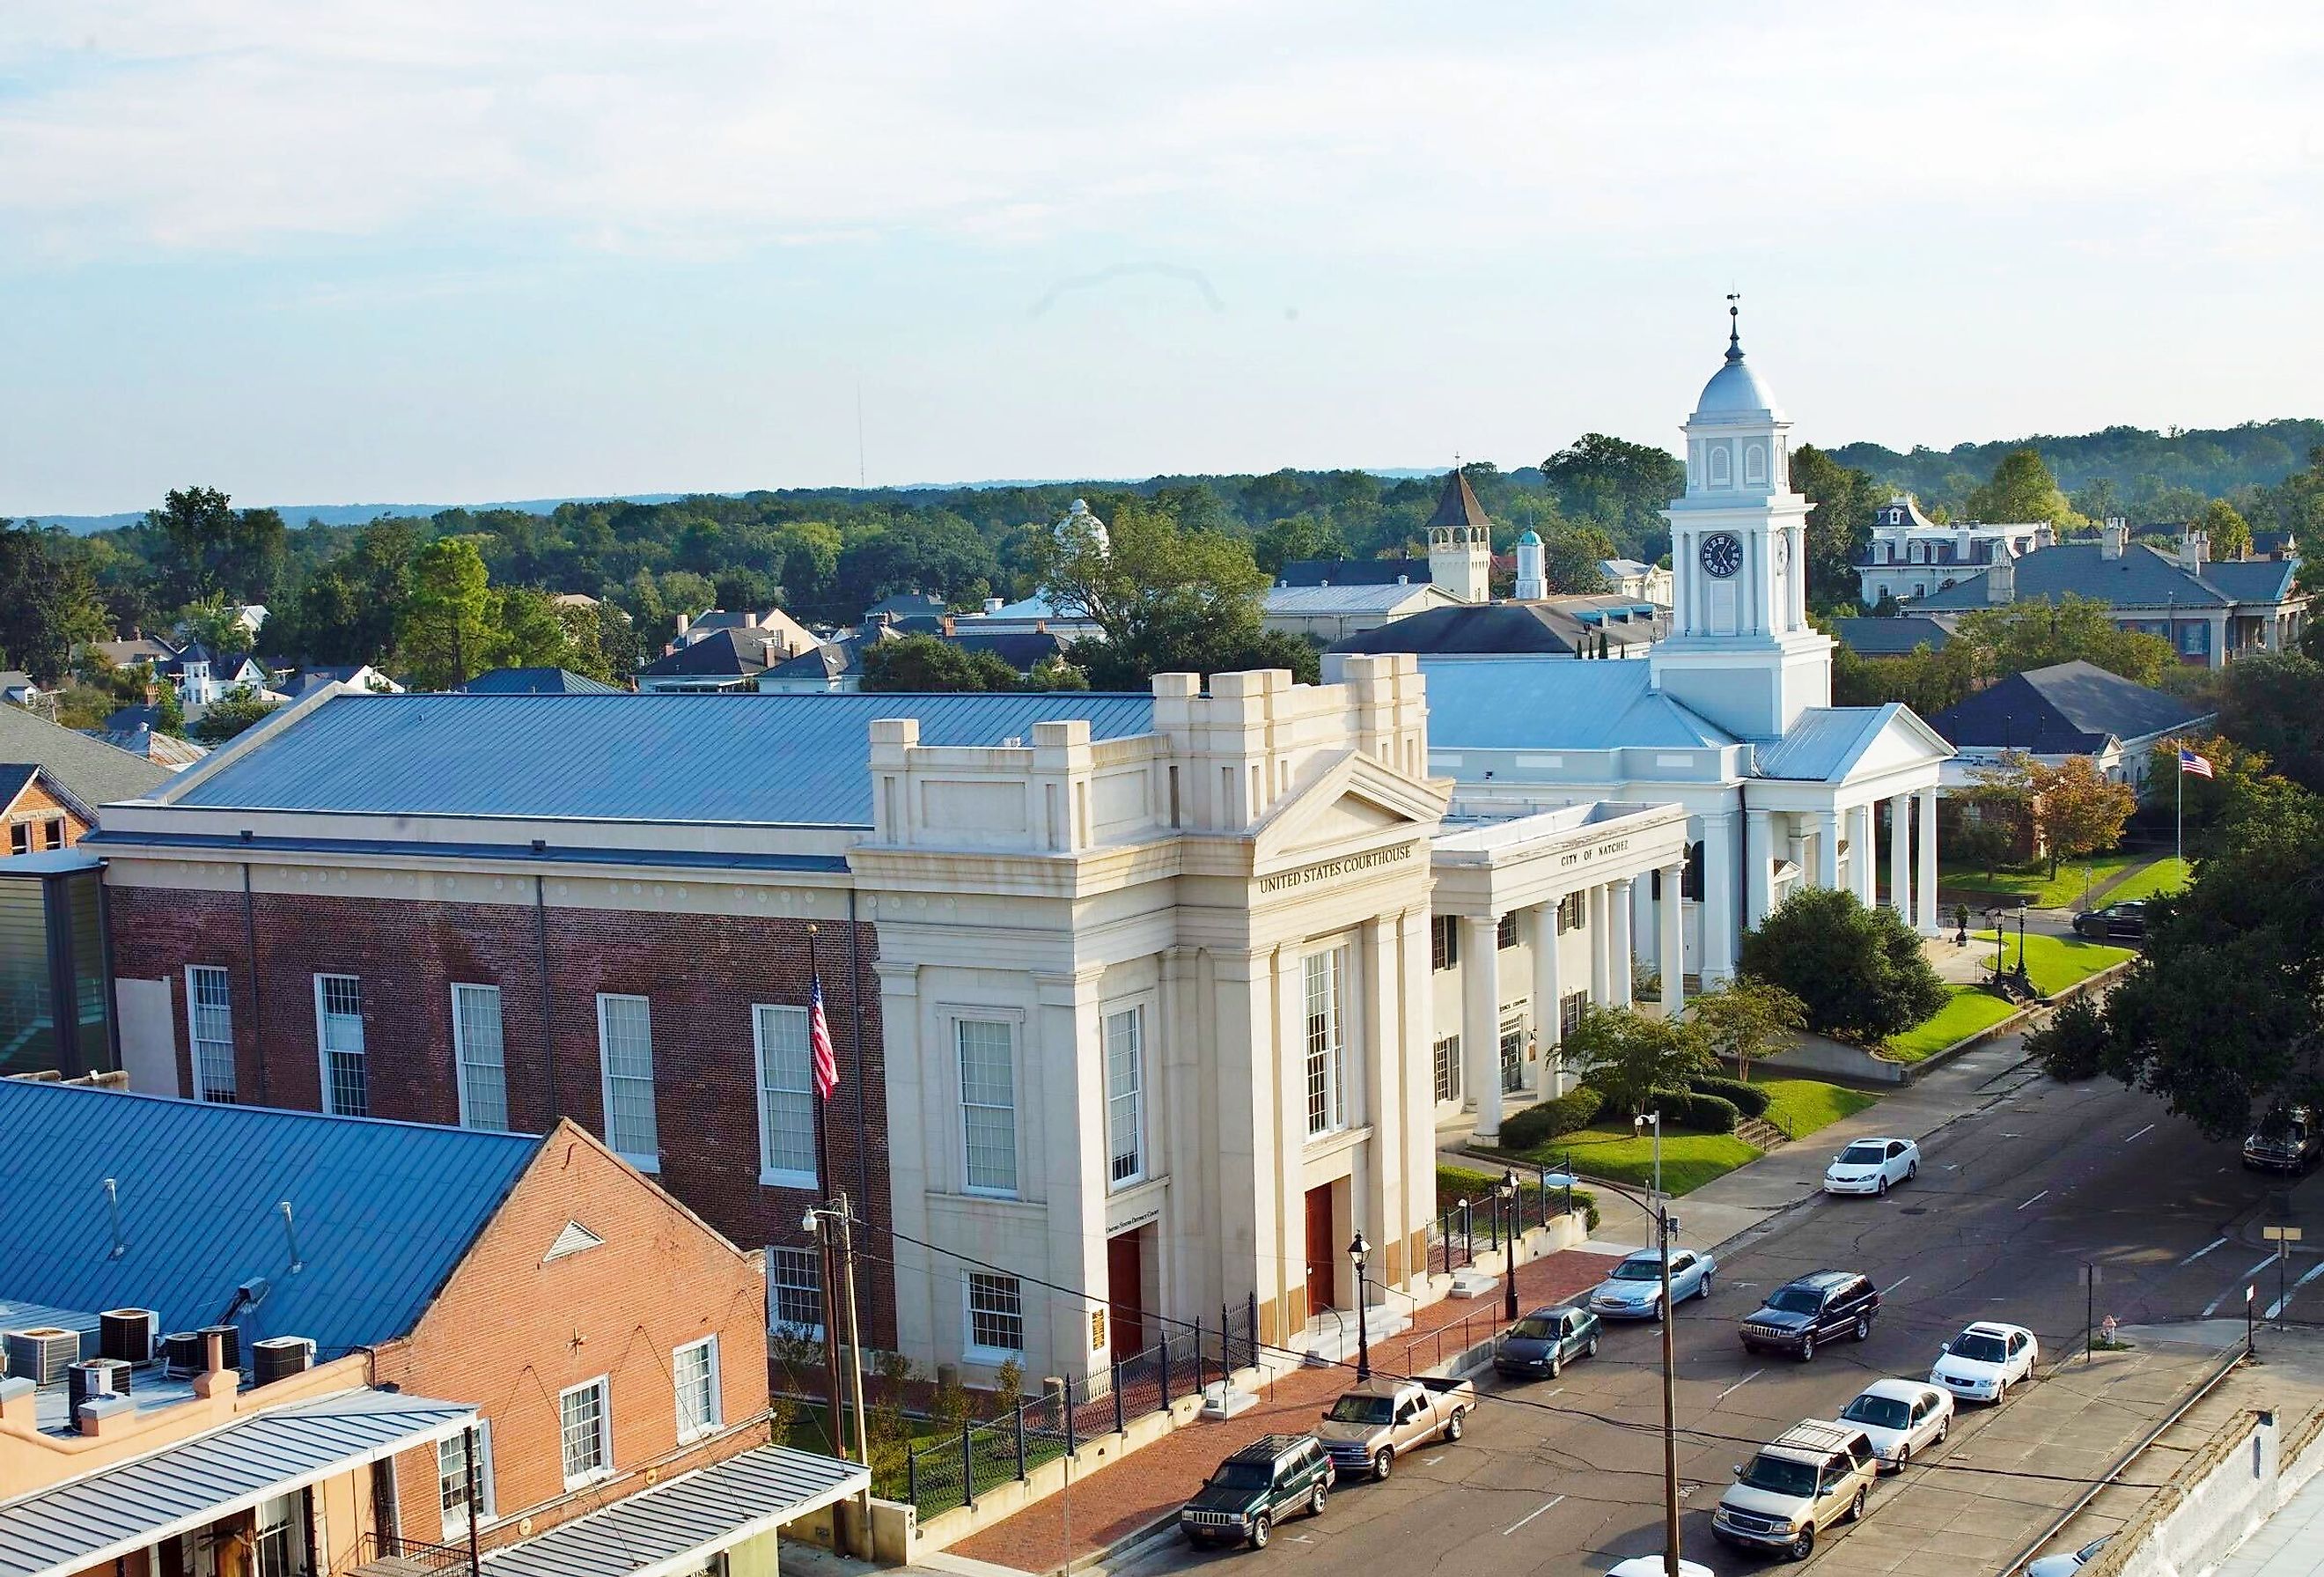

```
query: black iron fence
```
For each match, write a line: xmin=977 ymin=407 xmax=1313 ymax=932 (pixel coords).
xmin=904 ymin=1297 xmax=1261 ymax=1521
xmin=1430 ymin=1164 xmax=1585 ymax=1275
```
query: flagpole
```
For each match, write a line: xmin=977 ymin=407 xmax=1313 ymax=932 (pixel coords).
xmin=806 ymin=924 xmax=846 ymax=1470
xmin=2176 ymin=747 xmax=2184 ymax=869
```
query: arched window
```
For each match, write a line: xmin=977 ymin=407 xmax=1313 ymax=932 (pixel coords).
xmin=1708 ymin=446 xmax=1732 ymax=488
xmin=1744 ymin=444 xmax=1766 ymax=485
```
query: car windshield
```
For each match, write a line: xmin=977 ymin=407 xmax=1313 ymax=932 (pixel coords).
xmin=1839 ymin=1143 xmax=1887 ymax=1165
xmin=1510 ymin=1316 xmax=1558 ymax=1339
xmin=1951 ymin=1331 xmax=2008 ymax=1363
xmin=1739 ymin=1455 xmax=1820 ymax=1496
xmin=1842 ymin=1395 xmax=1911 ymax=1430
xmin=1611 ymin=1257 xmax=1663 ymax=1281
xmin=1212 ymin=1461 xmax=1273 ymax=1490
xmin=1769 ymin=1287 xmax=1824 ymax=1314
xmin=1327 ymin=1396 xmax=1395 ymax=1425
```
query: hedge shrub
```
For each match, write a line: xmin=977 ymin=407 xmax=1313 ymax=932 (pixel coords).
xmin=1689 ymin=1074 xmax=1771 ymax=1118
xmin=1648 ymin=1087 xmax=1741 ymax=1134
xmin=1498 ymin=1086 xmax=1604 ymax=1151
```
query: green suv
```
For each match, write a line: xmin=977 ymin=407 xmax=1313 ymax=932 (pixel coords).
xmin=1179 ymin=1433 xmax=1335 ymax=1549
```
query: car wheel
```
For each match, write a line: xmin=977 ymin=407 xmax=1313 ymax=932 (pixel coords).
xmin=1548 ymin=1351 xmax=1563 ymax=1379
xmin=1445 ymin=1408 xmax=1466 ymax=1442
xmin=1373 ymin=1448 xmax=1394 ymax=1482
xmin=1878 ymin=1175 xmax=1890 ymax=1197
xmin=1847 ymin=1486 xmax=1868 ymax=1523
xmin=1893 ymin=1444 xmax=1909 ymax=1472
xmin=1907 ymin=1159 xmax=1919 ymax=1180
xmin=1798 ymin=1333 xmax=1816 ymax=1362
xmin=1586 ymin=1335 xmax=1600 ymax=1358
xmin=1248 ymin=1514 xmax=1271 ymax=1551
xmin=1698 ymin=1271 xmax=1715 ymax=1301
xmin=1996 ymin=1377 xmax=2009 ymax=1402
xmin=1788 ymin=1525 xmax=1816 ymax=1561
xmin=1853 ymin=1314 xmax=1872 ymax=1341
xmin=1311 ymin=1480 xmax=1328 ymax=1516
xmin=1937 ymin=1418 xmax=1950 ymax=1444
xmin=1651 ymin=1297 xmax=1666 ymax=1323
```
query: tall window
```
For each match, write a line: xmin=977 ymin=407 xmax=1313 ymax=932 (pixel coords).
xmin=451 ymin=984 xmax=509 ymax=1131
xmin=1556 ymin=893 xmax=1585 ymax=932
xmin=958 ymin=1019 xmax=1018 ymax=1196
xmin=1561 ymin=991 xmax=1587 ymax=1038
xmin=595 ymin=995 xmax=658 ymax=1168
xmin=1430 ymin=916 xmax=1459 ymax=972
xmin=7 ymin=822 xmax=27 ymax=856
xmin=673 ymin=1336 xmax=722 ymax=1441
xmin=754 ymin=1005 xmax=817 ymax=1189
xmin=438 ymin=1424 xmax=495 ymax=1541
xmin=558 ymin=1376 xmax=612 ymax=1487
xmin=314 ymin=975 xmax=367 ymax=1117
xmin=1105 ymin=1006 xmax=1145 ymax=1189
xmin=1304 ymin=949 xmax=1346 ymax=1138
xmin=187 ymin=966 xmax=237 ymax=1103
xmin=1432 ymin=1035 xmax=1461 ymax=1104
xmin=769 ymin=1246 xmax=823 ymax=1337
xmin=965 ymin=1271 xmax=1025 ymax=1359
xmin=1497 ymin=912 xmax=1518 ymax=949
xmin=252 ymin=1495 xmax=301 ymax=1577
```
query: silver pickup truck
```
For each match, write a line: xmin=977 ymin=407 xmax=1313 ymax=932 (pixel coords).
xmin=1314 ymin=1375 xmax=1475 ymax=1481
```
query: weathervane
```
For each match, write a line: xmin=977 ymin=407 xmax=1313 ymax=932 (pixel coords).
xmin=1725 ymin=291 xmax=1743 ymax=361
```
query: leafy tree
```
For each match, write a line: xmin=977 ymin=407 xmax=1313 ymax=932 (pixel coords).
xmin=2024 ymin=755 xmax=2137 ymax=877
xmin=1789 ymin=444 xmax=1883 ymax=610
xmin=2147 ymin=731 xmax=2269 ymax=838
xmin=1560 ymin=1005 xmax=1712 ymax=1117
xmin=1739 ymin=887 xmax=1949 ymax=1043
xmin=1026 ymin=653 xmax=1089 ymax=690
xmin=1951 ymin=594 xmax=2174 ymax=688
xmin=190 ymin=685 xmax=283 ymax=744
xmin=0 ymin=521 xmax=106 ymax=684
xmin=1683 ymin=978 xmax=1807 ymax=1084
xmin=1828 ymin=634 xmax=1982 ymax=715
xmin=1965 ymin=448 xmax=2083 ymax=530
xmin=1542 ymin=525 xmax=1617 ymax=594
xmin=860 ymin=633 xmax=1023 ymax=693
xmin=835 ymin=512 xmax=997 ymax=614
xmin=2217 ymin=652 xmax=2324 ymax=796
xmin=1540 ymin=433 xmax=1684 ymax=558
xmin=154 ymin=682 xmax=186 ymax=739
xmin=2026 ymin=993 xmax=2108 ymax=1081
xmin=2191 ymin=498 xmax=2253 ymax=561
xmin=175 ymin=594 xmax=255 ymax=658
xmin=491 ymin=586 xmax=584 ymax=674
xmin=399 ymin=538 xmax=499 ymax=690
xmin=148 ymin=486 xmax=288 ymax=606
xmin=1251 ymin=514 xmax=1349 ymax=578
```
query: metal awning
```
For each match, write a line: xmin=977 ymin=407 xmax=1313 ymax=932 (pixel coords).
xmin=482 ymin=1446 xmax=869 ymax=1577
xmin=0 ymin=1388 xmax=475 ymax=1577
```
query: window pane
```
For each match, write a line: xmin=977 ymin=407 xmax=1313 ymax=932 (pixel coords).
xmin=189 ymin=966 xmax=237 ymax=1103
xmin=452 ymin=985 xmax=508 ymax=1131
xmin=1304 ymin=951 xmax=1344 ymax=1137
xmin=769 ymin=1246 xmax=823 ymax=1334
xmin=317 ymin=976 xmax=367 ymax=1117
xmin=1432 ymin=1035 xmax=1460 ymax=1103
xmin=560 ymin=1382 xmax=607 ymax=1481
xmin=755 ymin=1005 xmax=817 ymax=1181
xmin=598 ymin=997 xmax=658 ymax=1159
xmin=674 ymin=1338 xmax=718 ymax=1438
xmin=958 ymin=1021 xmax=1016 ymax=1194
xmin=967 ymin=1271 xmax=1024 ymax=1354
xmin=1106 ymin=1007 xmax=1143 ymax=1186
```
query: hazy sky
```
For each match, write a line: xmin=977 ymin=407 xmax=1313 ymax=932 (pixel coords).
xmin=4 ymin=1 xmax=2320 ymax=514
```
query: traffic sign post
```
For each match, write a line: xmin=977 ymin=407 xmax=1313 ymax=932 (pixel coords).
xmin=2265 ymin=1227 xmax=2303 ymax=1330
xmin=2083 ymin=1263 xmax=2102 ymax=1363
xmin=2247 ymin=1284 xmax=2257 ymax=1359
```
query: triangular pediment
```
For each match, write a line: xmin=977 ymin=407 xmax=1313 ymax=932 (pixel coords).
xmin=542 ymin=1220 xmax=605 ymax=1264
xmin=1252 ymin=748 xmax=1451 ymax=861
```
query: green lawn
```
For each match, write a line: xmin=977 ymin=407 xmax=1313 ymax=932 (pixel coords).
xmin=1939 ymin=853 xmax=2142 ymax=910
xmin=1757 ymin=1078 xmax=1879 ymax=1140
xmin=1885 ymin=986 xmax=2018 ymax=1061
xmin=1533 ymin=1125 xmax=1761 ymax=1196
xmin=1971 ymin=930 xmax=2136 ymax=996
xmin=2105 ymin=858 xmax=2190 ymax=904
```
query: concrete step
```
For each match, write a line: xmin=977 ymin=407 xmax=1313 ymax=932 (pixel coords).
xmin=1298 ymin=1303 xmax=1411 ymax=1367
xmin=1737 ymin=1116 xmax=1789 ymax=1151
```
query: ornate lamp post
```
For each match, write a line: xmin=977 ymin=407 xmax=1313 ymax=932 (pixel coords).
xmin=1499 ymin=1168 xmax=1522 ymax=1322
xmin=1348 ymin=1232 xmax=1372 ymax=1381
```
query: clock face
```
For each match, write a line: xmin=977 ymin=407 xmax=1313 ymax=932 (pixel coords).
xmin=1700 ymin=532 xmax=1744 ymax=579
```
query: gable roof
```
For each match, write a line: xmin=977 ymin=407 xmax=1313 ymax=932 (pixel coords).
xmin=1911 ymin=542 xmax=2286 ymax=611
xmin=84 ymin=637 xmax=180 ymax=668
xmin=0 ymin=763 xmax=39 ymax=810
xmin=1419 ymin=659 xmax=1738 ymax=751
xmin=1832 ymin=615 xmax=1958 ymax=655
xmin=158 ymin=690 xmax=1158 ymax=827
xmin=1263 ymin=583 xmax=1447 ymax=616
xmin=637 ymin=628 xmax=777 ymax=681
xmin=1926 ymin=660 xmax=2213 ymax=754
xmin=1424 ymin=469 xmax=1493 ymax=531
xmin=456 ymin=667 xmax=628 ymax=696
xmin=1753 ymin=705 xmax=1923 ymax=781
xmin=2201 ymin=558 xmax=2302 ymax=602
xmin=0 ymin=1080 xmax=539 ymax=1354
xmin=0 ymin=703 xmax=173 ymax=809
xmin=865 ymin=592 xmax=947 ymax=619
xmin=1276 ymin=556 xmax=1431 ymax=588
xmin=1329 ymin=601 xmax=1661 ymax=658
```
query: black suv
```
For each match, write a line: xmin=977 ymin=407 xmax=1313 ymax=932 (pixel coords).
xmin=2072 ymin=901 xmax=2147 ymax=940
xmin=1179 ymin=1433 xmax=1334 ymax=1550
xmin=1739 ymin=1271 xmax=1880 ymax=1361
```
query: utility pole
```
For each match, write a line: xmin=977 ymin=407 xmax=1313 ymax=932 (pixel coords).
xmin=806 ymin=1196 xmax=873 ymax=1556
xmin=1658 ymin=1203 xmax=1680 ymax=1577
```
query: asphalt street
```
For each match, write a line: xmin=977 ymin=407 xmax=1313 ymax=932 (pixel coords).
xmin=1115 ymin=1061 xmax=2291 ymax=1577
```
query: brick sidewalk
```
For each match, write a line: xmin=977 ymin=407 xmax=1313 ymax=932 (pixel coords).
xmin=948 ymin=1246 xmax=1616 ymax=1573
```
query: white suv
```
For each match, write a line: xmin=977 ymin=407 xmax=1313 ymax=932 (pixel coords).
xmin=1712 ymin=1419 xmax=1879 ymax=1561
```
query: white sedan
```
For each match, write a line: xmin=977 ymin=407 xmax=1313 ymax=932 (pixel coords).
xmin=1822 ymin=1137 xmax=1920 ymax=1196
xmin=1931 ymin=1321 xmax=2040 ymax=1403
xmin=1835 ymin=1377 xmax=1953 ymax=1470
xmin=2028 ymin=1536 xmax=2114 ymax=1575
xmin=1607 ymin=1559 xmax=1713 ymax=1577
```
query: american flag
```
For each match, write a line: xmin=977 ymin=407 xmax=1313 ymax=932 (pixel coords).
xmin=2179 ymin=747 xmax=2215 ymax=780
xmin=809 ymin=974 xmax=839 ymax=1101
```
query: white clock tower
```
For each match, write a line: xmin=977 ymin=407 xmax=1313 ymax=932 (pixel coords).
xmin=1648 ymin=305 xmax=1832 ymax=739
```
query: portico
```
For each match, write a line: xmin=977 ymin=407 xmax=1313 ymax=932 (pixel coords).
xmin=1428 ymin=801 xmax=1692 ymax=1141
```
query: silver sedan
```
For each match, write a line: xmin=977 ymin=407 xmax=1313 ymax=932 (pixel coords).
xmin=1585 ymin=1247 xmax=1717 ymax=1320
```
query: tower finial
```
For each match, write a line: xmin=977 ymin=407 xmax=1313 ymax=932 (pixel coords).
xmin=1725 ymin=291 xmax=1743 ymax=362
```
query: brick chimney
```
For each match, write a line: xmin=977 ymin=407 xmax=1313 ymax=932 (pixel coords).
xmin=2177 ymin=529 xmax=2210 ymax=568
xmin=941 ymin=615 xmax=955 ymax=637
xmin=1985 ymin=556 xmax=2016 ymax=605
xmin=2100 ymin=519 xmax=2129 ymax=560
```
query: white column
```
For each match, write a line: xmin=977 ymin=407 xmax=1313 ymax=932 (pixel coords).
xmin=1916 ymin=790 xmax=1940 ymax=935
xmin=1463 ymin=915 xmax=1503 ymax=1141
xmin=1587 ymin=884 xmax=1611 ymax=1005
xmin=1854 ymin=804 xmax=1879 ymax=904
xmin=1887 ymin=796 xmax=1911 ymax=919
xmin=1700 ymin=811 xmax=1738 ymax=987
xmin=1659 ymin=866 xmax=1687 ymax=1017
xmin=1532 ymin=903 xmax=1563 ymax=1096
xmin=1610 ymin=877 xmax=1636 ymax=1007
xmin=1630 ymin=876 xmax=1657 ymax=972
xmin=1745 ymin=807 xmax=1773 ymax=931
xmin=1817 ymin=808 xmax=1842 ymax=890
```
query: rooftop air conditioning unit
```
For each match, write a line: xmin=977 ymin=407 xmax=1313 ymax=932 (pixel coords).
xmin=162 ymin=1330 xmax=208 ymax=1375
xmin=4 ymin=1328 xmax=84 ymax=1387
xmin=100 ymin=1308 xmax=159 ymax=1366
xmin=198 ymin=1324 xmax=242 ymax=1371
xmin=252 ymin=1337 xmax=315 ymax=1386
xmin=68 ymin=1357 xmax=131 ymax=1415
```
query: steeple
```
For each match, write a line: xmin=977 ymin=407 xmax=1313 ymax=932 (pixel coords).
xmin=1426 ymin=468 xmax=1493 ymax=604
xmin=1725 ymin=291 xmax=1743 ymax=363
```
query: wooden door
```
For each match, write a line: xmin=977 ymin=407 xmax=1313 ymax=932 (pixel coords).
xmin=1304 ymin=1183 xmax=1336 ymax=1315
xmin=1107 ymin=1229 xmax=1145 ymax=1359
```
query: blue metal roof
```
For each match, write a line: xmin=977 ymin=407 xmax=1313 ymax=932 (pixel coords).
xmin=0 ymin=1080 xmax=537 ymax=1356
xmin=1751 ymin=706 xmax=1898 ymax=781
xmin=167 ymin=691 xmax=1158 ymax=826
xmin=1420 ymin=660 xmax=1737 ymax=751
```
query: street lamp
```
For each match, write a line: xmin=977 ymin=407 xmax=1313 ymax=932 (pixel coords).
xmin=1582 ymin=1168 xmax=1686 ymax=1576
xmin=1499 ymin=1168 xmax=1522 ymax=1323
xmin=1634 ymin=1110 xmax=1664 ymax=1208
xmin=1348 ymin=1232 xmax=1372 ymax=1380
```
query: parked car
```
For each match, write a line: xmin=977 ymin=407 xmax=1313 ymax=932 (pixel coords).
xmin=1822 ymin=1137 xmax=1921 ymax=1197
xmin=1586 ymin=1247 xmax=1717 ymax=1321
xmin=2027 ymin=1536 xmax=2114 ymax=1575
xmin=1179 ymin=1433 xmax=1334 ymax=1549
xmin=1497 ymin=1304 xmax=1602 ymax=1381
xmin=2072 ymin=901 xmax=2147 ymax=940
xmin=1930 ymin=1321 xmax=2040 ymax=1403
xmin=1834 ymin=1377 xmax=1953 ymax=1470
xmin=2243 ymin=1106 xmax=2321 ymax=1173
xmin=1711 ymin=1419 xmax=1880 ymax=1561
xmin=1315 ymin=1375 xmax=1475 ymax=1481
xmin=1739 ymin=1271 xmax=1881 ymax=1361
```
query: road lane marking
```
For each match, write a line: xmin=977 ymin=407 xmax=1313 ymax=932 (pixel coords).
xmin=1423 ymin=1455 xmax=1443 ymax=1466
xmin=2181 ymin=1237 xmax=2229 ymax=1266
xmin=2124 ymin=1123 xmax=2156 ymax=1143
xmin=2267 ymin=1259 xmax=2324 ymax=1320
xmin=1884 ymin=1275 xmax=1912 ymax=1294
xmin=1502 ymin=1496 xmax=1564 ymax=1536
xmin=2203 ymin=1254 xmax=2282 ymax=1315
xmin=1717 ymin=1369 xmax=1765 ymax=1402
xmin=2017 ymin=1190 xmax=2049 ymax=1210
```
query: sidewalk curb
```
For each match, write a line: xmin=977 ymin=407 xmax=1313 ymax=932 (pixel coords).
xmin=1889 ymin=958 xmax=2136 ymax=1082
xmin=1060 ymin=1511 xmax=1181 ymax=1576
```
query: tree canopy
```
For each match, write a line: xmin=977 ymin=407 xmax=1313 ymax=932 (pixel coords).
xmin=1739 ymin=888 xmax=1950 ymax=1043
xmin=1965 ymin=448 xmax=2085 ymax=530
